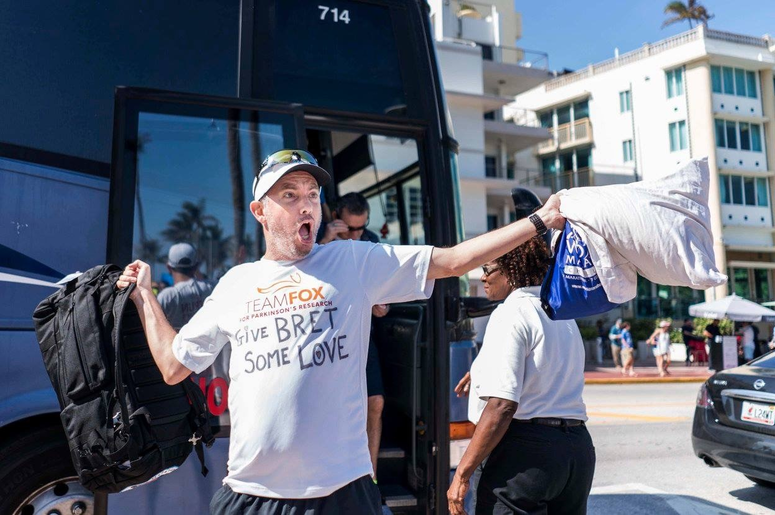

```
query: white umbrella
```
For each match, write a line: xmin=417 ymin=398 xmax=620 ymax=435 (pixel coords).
xmin=689 ymin=294 xmax=775 ymax=322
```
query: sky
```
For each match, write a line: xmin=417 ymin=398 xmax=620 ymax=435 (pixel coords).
xmin=514 ymin=0 xmax=775 ymax=72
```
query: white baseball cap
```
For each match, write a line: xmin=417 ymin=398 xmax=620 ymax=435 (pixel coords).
xmin=252 ymin=150 xmax=331 ymax=201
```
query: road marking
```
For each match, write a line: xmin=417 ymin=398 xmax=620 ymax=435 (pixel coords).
xmin=586 ymin=402 xmax=693 ymax=408
xmin=590 ymin=483 xmax=744 ymax=515
xmin=587 ymin=411 xmax=690 ymax=422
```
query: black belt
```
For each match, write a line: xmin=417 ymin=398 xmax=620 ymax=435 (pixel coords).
xmin=513 ymin=417 xmax=585 ymax=427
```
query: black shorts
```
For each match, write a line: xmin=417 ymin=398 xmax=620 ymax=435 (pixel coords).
xmin=473 ymin=421 xmax=596 ymax=515
xmin=210 ymin=475 xmax=381 ymax=515
xmin=366 ymin=338 xmax=384 ymax=398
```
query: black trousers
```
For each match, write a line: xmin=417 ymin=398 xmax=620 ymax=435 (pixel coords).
xmin=473 ymin=421 xmax=596 ymax=515
xmin=210 ymin=476 xmax=381 ymax=515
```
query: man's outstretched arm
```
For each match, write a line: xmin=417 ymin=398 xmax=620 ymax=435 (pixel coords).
xmin=428 ymin=194 xmax=565 ymax=280
xmin=117 ymin=261 xmax=193 ymax=385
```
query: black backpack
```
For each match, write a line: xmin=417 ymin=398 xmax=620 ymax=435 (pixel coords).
xmin=32 ymin=264 xmax=215 ymax=493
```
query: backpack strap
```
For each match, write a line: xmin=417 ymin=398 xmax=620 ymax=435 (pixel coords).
xmin=181 ymin=378 xmax=214 ymax=476
xmin=112 ymin=283 xmax=137 ymax=461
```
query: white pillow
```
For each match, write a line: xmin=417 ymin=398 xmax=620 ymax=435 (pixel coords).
xmin=557 ymin=158 xmax=727 ymax=304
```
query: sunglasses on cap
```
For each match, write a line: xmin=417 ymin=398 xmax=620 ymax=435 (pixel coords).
xmin=253 ymin=150 xmax=320 ymax=197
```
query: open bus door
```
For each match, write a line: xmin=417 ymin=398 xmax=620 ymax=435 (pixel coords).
xmin=106 ymin=88 xmax=445 ymax=513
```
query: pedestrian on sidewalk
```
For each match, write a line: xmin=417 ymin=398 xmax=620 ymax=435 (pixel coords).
xmin=648 ymin=321 xmax=672 ymax=377
xmin=608 ymin=319 xmax=623 ymax=370
xmin=681 ymin=318 xmax=701 ymax=365
xmin=620 ymin=322 xmax=637 ymax=377
xmin=737 ymin=322 xmax=756 ymax=362
xmin=448 ymin=239 xmax=594 ymax=515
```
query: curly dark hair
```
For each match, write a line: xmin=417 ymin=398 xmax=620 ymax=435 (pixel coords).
xmin=495 ymin=237 xmax=551 ymax=289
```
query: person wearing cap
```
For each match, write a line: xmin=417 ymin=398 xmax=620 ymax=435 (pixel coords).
xmin=117 ymin=149 xmax=566 ymax=514
xmin=648 ymin=320 xmax=673 ymax=377
xmin=156 ymin=243 xmax=214 ymax=331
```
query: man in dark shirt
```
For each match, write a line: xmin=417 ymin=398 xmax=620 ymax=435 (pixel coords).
xmin=704 ymin=319 xmax=722 ymax=371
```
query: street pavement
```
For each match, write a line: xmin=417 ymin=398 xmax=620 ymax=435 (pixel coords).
xmin=585 ymin=382 xmax=775 ymax=514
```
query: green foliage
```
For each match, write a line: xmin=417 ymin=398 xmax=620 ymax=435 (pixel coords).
xmin=691 ymin=317 xmax=734 ymax=337
xmin=629 ymin=318 xmax=658 ymax=342
xmin=578 ymin=325 xmax=600 ymax=341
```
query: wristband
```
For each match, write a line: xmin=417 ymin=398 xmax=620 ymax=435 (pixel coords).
xmin=528 ymin=213 xmax=548 ymax=236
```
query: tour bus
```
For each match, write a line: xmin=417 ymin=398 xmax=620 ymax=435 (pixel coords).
xmin=0 ymin=1 xmax=491 ymax=513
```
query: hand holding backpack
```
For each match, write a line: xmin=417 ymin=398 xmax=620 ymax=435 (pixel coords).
xmin=33 ymin=264 xmax=214 ymax=493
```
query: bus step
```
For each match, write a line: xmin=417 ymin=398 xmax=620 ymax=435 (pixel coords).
xmin=380 ymin=484 xmax=418 ymax=508
xmin=378 ymin=447 xmax=406 ymax=459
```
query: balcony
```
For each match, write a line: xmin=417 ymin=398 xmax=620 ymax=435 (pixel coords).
xmin=537 ymin=118 xmax=593 ymax=155
xmin=484 ymin=112 xmax=551 ymax=154
xmin=515 ymin=167 xmax=638 ymax=193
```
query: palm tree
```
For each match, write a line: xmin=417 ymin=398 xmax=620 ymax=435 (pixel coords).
xmin=662 ymin=0 xmax=714 ymax=29
xmin=249 ymin=111 xmax=265 ymax=258
xmin=161 ymin=199 xmax=217 ymax=250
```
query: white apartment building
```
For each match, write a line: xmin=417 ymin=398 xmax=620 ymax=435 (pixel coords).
xmin=513 ymin=26 xmax=775 ymax=319
xmin=428 ymin=0 xmax=553 ymax=294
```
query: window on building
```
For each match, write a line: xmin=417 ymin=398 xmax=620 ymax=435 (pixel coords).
xmin=716 ymin=119 xmax=763 ymax=152
xmin=480 ymin=44 xmax=493 ymax=61
xmin=539 ymin=112 xmax=552 ymax=128
xmin=755 ymin=269 xmax=770 ymax=301
xmin=484 ymin=156 xmax=497 ymax=178
xmin=622 ymin=139 xmax=633 ymax=162
xmin=752 ymin=124 xmax=763 ymax=152
xmin=757 ymin=177 xmax=769 ymax=207
xmin=720 ymin=174 xmax=730 ymax=203
xmin=668 ymin=120 xmax=687 ymax=152
xmin=483 ymin=111 xmax=495 ymax=121
xmin=722 ymin=66 xmax=735 ymax=95
xmin=715 ymin=119 xmax=726 ymax=147
xmin=576 ymin=146 xmax=592 ymax=170
xmin=541 ymin=157 xmax=557 ymax=173
xmin=744 ymin=177 xmax=756 ymax=206
xmin=506 ymin=162 xmax=515 ymax=180
xmin=721 ymin=174 xmax=769 ymax=207
xmin=717 ymin=66 xmax=758 ymax=97
xmin=733 ymin=268 xmax=751 ymax=298
xmin=574 ymin=100 xmax=589 ymax=120
xmin=740 ymin=122 xmax=751 ymax=151
xmin=486 ymin=214 xmax=498 ymax=231
xmin=711 ymin=65 xmax=723 ymax=93
xmin=666 ymin=67 xmax=684 ymax=98
xmin=557 ymin=105 xmax=571 ymax=125
xmin=735 ymin=68 xmax=747 ymax=97
xmin=746 ymin=70 xmax=758 ymax=98
xmin=725 ymin=120 xmax=737 ymax=149
xmin=731 ymin=175 xmax=743 ymax=204
xmin=619 ymin=90 xmax=631 ymax=113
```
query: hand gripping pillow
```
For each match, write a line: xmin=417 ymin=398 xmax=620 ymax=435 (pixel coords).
xmin=557 ymin=158 xmax=727 ymax=304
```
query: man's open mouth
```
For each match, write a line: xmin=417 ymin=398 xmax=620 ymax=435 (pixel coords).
xmin=298 ymin=221 xmax=313 ymax=242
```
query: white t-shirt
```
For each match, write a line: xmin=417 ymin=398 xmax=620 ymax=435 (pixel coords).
xmin=468 ymin=287 xmax=587 ymax=424
xmin=172 ymin=241 xmax=434 ymax=498
xmin=742 ymin=326 xmax=755 ymax=348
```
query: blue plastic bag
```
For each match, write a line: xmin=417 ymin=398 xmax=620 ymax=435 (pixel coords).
xmin=540 ymin=221 xmax=619 ymax=320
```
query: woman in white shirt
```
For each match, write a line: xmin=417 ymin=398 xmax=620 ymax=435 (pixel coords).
xmin=448 ymin=238 xmax=594 ymax=515
xmin=647 ymin=321 xmax=672 ymax=377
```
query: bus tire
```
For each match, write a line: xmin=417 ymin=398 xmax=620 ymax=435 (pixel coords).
xmin=0 ymin=424 xmax=92 ymax=515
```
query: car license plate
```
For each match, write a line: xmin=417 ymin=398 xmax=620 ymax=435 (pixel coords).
xmin=741 ymin=401 xmax=775 ymax=426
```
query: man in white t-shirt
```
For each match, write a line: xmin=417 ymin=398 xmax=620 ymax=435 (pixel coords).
xmin=117 ymin=149 xmax=565 ymax=514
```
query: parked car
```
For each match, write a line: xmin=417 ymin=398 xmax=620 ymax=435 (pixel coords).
xmin=692 ymin=350 xmax=775 ymax=487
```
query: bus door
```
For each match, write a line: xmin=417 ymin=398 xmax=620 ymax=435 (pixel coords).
xmin=305 ymin=125 xmax=436 ymax=512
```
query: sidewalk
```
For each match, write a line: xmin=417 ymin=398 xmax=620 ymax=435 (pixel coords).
xmin=584 ymin=363 xmax=713 ymax=385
